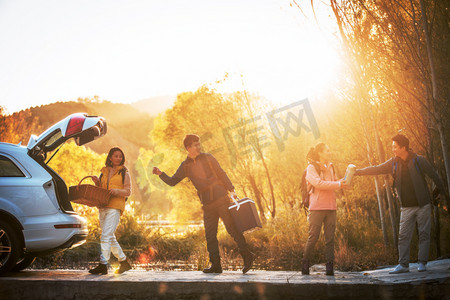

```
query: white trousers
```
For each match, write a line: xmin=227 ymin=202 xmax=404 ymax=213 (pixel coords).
xmin=98 ymin=208 xmax=126 ymax=264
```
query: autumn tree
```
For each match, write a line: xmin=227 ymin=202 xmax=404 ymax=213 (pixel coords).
xmin=0 ymin=106 xmax=42 ymax=144
xmin=137 ymin=83 xmax=318 ymax=222
xmin=294 ymin=0 xmax=449 ymax=251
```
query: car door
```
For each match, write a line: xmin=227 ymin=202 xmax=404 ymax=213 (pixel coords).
xmin=0 ymin=151 xmax=58 ymax=217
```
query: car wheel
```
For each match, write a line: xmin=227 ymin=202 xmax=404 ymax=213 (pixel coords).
xmin=0 ymin=220 xmax=21 ymax=274
xmin=11 ymin=254 xmax=36 ymax=272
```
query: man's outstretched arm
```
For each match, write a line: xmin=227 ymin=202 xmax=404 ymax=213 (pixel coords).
xmin=355 ymin=158 xmax=394 ymax=176
xmin=153 ymin=163 xmax=186 ymax=186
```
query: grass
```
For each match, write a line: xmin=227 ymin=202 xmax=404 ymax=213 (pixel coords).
xmin=29 ymin=203 xmax=450 ymax=272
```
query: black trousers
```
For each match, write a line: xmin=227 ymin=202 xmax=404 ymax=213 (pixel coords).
xmin=202 ymin=198 xmax=248 ymax=263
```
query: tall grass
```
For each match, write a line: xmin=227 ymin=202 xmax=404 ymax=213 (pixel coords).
xmin=30 ymin=200 xmax=449 ymax=272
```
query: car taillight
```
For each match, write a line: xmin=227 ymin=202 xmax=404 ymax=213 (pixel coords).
xmin=65 ymin=115 xmax=85 ymax=137
xmin=54 ymin=224 xmax=82 ymax=229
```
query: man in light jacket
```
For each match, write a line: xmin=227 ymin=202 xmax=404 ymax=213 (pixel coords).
xmin=355 ymin=134 xmax=447 ymax=274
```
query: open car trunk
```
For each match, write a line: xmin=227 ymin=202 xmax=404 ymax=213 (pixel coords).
xmin=27 ymin=113 xmax=107 ymax=212
xmin=41 ymin=162 xmax=74 ymax=213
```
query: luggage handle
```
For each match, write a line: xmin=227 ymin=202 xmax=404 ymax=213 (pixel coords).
xmin=230 ymin=194 xmax=241 ymax=211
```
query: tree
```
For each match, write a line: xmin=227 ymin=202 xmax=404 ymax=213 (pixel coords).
xmin=0 ymin=106 xmax=42 ymax=145
xmin=140 ymin=83 xmax=292 ymax=221
xmin=295 ymin=0 xmax=449 ymax=250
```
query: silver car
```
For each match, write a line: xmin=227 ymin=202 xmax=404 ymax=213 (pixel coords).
xmin=0 ymin=113 xmax=107 ymax=274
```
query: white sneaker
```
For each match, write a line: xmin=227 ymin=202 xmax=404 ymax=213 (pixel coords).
xmin=389 ymin=264 xmax=409 ymax=274
xmin=418 ymin=262 xmax=427 ymax=272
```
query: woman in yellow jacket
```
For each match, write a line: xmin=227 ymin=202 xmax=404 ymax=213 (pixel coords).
xmin=89 ymin=147 xmax=132 ymax=275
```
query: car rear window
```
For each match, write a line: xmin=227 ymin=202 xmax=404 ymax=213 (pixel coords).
xmin=43 ymin=129 xmax=63 ymax=150
xmin=0 ymin=155 xmax=25 ymax=177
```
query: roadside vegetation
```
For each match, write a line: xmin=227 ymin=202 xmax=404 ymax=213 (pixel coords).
xmin=1 ymin=0 xmax=449 ymax=272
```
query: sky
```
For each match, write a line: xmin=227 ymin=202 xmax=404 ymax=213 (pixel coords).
xmin=0 ymin=0 xmax=342 ymax=114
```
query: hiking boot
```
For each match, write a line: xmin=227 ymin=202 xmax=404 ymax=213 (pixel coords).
xmin=115 ymin=260 xmax=132 ymax=274
xmin=301 ymin=260 xmax=310 ymax=275
xmin=326 ymin=261 xmax=334 ymax=276
xmin=202 ymin=262 xmax=223 ymax=273
xmin=89 ymin=263 xmax=108 ymax=275
xmin=241 ymin=250 xmax=255 ymax=274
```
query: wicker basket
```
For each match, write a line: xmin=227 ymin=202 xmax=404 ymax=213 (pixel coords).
xmin=69 ymin=176 xmax=111 ymax=207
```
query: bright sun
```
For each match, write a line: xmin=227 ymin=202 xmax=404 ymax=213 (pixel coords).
xmin=0 ymin=0 xmax=343 ymax=113
xmin=212 ymin=26 xmax=343 ymax=107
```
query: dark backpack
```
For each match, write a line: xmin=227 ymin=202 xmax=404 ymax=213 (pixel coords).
xmin=300 ymin=163 xmax=321 ymax=214
xmin=300 ymin=163 xmax=338 ymax=215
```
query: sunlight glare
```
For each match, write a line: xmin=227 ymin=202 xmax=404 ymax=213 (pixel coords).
xmin=211 ymin=26 xmax=342 ymax=107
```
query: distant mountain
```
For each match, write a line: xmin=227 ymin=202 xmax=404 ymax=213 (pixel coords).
xmin=1 ymin=99 xmax=176 ymax=210
xmin=131 ymin=95 xmax=176 ymax=116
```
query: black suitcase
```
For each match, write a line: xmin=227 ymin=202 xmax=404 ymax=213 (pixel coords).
xmin=228 ymin=197 xmax=262 ymax=233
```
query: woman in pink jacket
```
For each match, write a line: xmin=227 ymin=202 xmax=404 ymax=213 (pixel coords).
xmin=302 ymin=143 xmax=347 ymax=276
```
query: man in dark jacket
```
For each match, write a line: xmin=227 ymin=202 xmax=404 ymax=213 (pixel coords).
xmin=153 ymin=134 xmax=254 ymax=274
xmin=355 ymin=134 xmax=447 ymax=274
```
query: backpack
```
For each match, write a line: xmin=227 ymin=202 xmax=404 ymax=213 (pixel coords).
xmin=300 ymin=163 xmax=321 ymax=214
xmin=300 ymin=163 xmax=337 ymax=215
